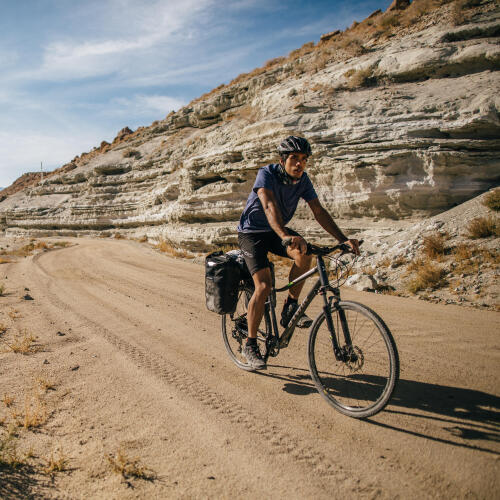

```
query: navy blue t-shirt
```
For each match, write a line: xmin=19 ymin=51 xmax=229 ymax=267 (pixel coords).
xmin=237 ymin=164 xmax=318 ymax=233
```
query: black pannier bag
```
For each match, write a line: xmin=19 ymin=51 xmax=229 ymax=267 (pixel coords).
xmin=205 ymin=251 xmax=241 ymax=314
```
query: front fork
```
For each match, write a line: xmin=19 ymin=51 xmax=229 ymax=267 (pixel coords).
xmin=317 ymin=256 xmax=353 ymax=362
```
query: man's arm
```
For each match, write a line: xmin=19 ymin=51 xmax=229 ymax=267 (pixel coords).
xmin=308 ymin=197 xmax=360 ymax=254
xmin=257 ymin=188 xmax=307 ymax=253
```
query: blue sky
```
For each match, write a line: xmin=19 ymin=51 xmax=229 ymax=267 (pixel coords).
xmin=0 ymin=0 xmax=392 ymax=187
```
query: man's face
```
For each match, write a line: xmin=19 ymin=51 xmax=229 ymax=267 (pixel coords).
xmin=283 ymin=152 xmax=308 ymax=180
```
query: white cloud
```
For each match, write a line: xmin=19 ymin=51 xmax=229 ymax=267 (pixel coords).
xmin=111 ymin=94 xmax=185 ymax=117
xmin=34 ymin=0 xmax=214 ymax=81
xmin=0 ymin=130 xmax=105 ymax=187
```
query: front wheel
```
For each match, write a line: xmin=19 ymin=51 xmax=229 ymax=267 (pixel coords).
xmin=308 ymin=301 xmax=399 ymax=418
xmin=222 ymin=284 xmax=271 ymax=371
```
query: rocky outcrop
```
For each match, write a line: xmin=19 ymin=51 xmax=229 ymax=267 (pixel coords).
xmin=0 ymin=0 xmax=499 ymax=250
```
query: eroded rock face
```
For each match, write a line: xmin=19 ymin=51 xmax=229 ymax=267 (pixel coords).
xmin=1 ymin=2 xmax=499 ymax=249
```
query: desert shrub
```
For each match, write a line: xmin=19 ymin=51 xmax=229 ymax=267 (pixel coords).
xmin=453 ymin=243 xmax=474 ymax=261
xmin=43 ymin=448 xmax=68 ymax=476
xmin=22 ymin=395 xmax=48 ymax=429
xmin=379 ymin=13 xmax=400 ymax=28
xmin=155 ymin=239 xmax=191 ymax=259
xmin=402 ymin=0 xmax=435 ymax=25
xmin=379 ymin=257 xmax=391 ymax=268
xmin=407 ymin=261 xmax=444 ymax=293
xmin=466 ymin=216 xmax=498 ymax=239
xmin=345 ymin=67 xmax=375 ymax=89
xmin=391 ymin=255 xmax=407 ymax=268
xmin=107 ymin=448 xmax=156 ymax=480
xmin=483 ymin=188 xmax=500 ymax=211
xmin=288 ymin=41 xmax=315 ymax=60
xmin=5 ymin=330 xmax=38 ymax=354
xmin=337 ymin=36 xmax=366 ymax=57
xmin=264 ymin=56 xmax=285 ymax=68
xmin=422 ymin=232 xmax=446 ymax=259
xmin=0 ymin=429 xmax=24 ymax=467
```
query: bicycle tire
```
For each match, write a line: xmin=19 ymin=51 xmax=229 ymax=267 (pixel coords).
xmin=222 ymin=284 xmax=272 ymax=371
xmin=308 ymin=300 xmax=399 ymax=418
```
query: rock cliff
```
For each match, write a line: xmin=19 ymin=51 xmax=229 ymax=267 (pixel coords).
xmin=1 ymin=0 xmax=499 ymax=250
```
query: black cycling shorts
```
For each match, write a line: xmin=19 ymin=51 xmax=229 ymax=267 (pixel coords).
xmin=237 ymin=228 xmax=301 ymax=276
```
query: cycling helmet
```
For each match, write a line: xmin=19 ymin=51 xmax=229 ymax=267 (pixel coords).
xmin=276 ymin=135 xmax=311 ymax=185
xmin=277 ymin=135 xmax=312 ymax=157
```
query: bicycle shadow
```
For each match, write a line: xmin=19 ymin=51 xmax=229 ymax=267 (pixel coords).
xmin=0 ymin=463 xmax=44 ymax=500
xmin=260 ymin=365 xmax=500 ymax=454
xmin=371 ymin=376 xmax=500 ymax=455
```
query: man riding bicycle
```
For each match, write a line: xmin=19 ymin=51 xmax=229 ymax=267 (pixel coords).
xmin=237 ymin=135 xmax=360 ymax=369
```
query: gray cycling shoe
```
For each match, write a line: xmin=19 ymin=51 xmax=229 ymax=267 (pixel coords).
xmin=242 ymin=343 xmax=266 ymax=370
xmin=281 ymin=300 xmax=313 ymax=329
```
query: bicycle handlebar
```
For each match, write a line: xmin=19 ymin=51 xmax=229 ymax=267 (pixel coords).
xmin=282 ymin=238 xmax=363 ymax=256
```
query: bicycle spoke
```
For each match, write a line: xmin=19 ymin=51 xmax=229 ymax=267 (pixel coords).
xmin=308 ymin=301 xmax=398 ymax=418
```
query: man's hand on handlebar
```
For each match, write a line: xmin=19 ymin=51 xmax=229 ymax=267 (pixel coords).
xmin=344 ymin=239 xmax=360 ymax=256
xmin=282 ymin=235 xmax=308 ymax=254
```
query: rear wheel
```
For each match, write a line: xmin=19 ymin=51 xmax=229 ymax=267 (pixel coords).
xmin=222 ymin=284 xmax=271 ymax=371
xmin=308 ymin=301 xmax=399 ymax=418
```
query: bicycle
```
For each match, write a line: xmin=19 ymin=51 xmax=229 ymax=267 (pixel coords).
xmin=221 ymin=241 xmax=399 ymax=418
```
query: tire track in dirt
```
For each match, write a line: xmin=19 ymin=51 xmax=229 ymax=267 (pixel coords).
xmin=28 ymin=244 xmax=375 ymax=495
xmin=24 ymin=239 xmax=498 ymax=498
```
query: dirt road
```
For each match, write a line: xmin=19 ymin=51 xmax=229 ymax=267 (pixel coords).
xmin=1 ymin=238 xmax=498 ymax=498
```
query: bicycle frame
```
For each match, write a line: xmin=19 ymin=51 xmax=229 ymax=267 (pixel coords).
xmin=264 ymin=253 xmax=349 ymax=361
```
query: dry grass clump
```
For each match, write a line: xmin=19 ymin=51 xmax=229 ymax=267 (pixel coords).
xmin=453 ymin=243 xmax=499 ymax=273
xmin=451 ymin=0 xmax=483 ymax=25
xmin=155 ymin=239 xmax=191 ymax=259
xmin=362 ymin=265 xmax=377 ymax=276
xmin=453 ymin=242 xmax=474 ymax=262
xmin=2 ymin=394 xmax=15 ymax=407
xmin=3 ymin=239 xmax=68 ymax=258
xmin=107 ymin=448 xmax=156 ymax=480
xmin=392 ymin=255 xmax=407 ymax=268
xmin=378 ymin=257 xmax=391 ymax=268
xmin=0 ymin=283 xmax=4 ymax=296
xmin=0 ymin=428 xmax=25 ymax=468
xmin=21 ymin=395 xmax=48 ymax=429
xmin=0 ymin=257 xmax=12 ymax=264
xmin=344 ymin=67 xmax=375 ymax=89
xmin=43 ymin=448 xmax=68 ymax=477
xmin=483 ymin=188 xmax=500 ymax=212
xmin=379 ymin=13 xmax=400 ymax=28
xmin=7 ymin=308 xmax=20 ymax=320
xmin=51 ymin=241 xmax=70 ymax=248
xmin=422 ymin=232 xmax=447 ymax=259
xmin=114 ymin=232 xmax=125 ymax=239
xmin=466 ymin=216 xmax=498 ymax=239
xmin=35 ymin=377 xmax=56 ymax=393
xmin=407 ymin=260 xmax=444 ymax=293
xmin=4 ymin=330 xmax=39 ymax=354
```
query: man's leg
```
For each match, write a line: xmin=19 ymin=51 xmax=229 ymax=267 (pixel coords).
xmin=240 ymin=267 xmax=271 ymax=369
xmin=285 ymin=247 xmax=312 ymax=300
xmin=281 ymin=247 xmax=313 ymax=328
xmin=247 ymin=267 xmax=272 ymax=339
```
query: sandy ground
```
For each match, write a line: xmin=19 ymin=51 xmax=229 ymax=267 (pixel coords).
xmin=0 ymin=237 xmax=498 ymax=499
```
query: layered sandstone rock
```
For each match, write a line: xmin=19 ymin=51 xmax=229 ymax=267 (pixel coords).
xmin=1 ymin=0 xmax=499 ymax=250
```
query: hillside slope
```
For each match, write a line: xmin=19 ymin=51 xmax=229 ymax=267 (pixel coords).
xmin=0 ymin=0 xmax=499 ymax=250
